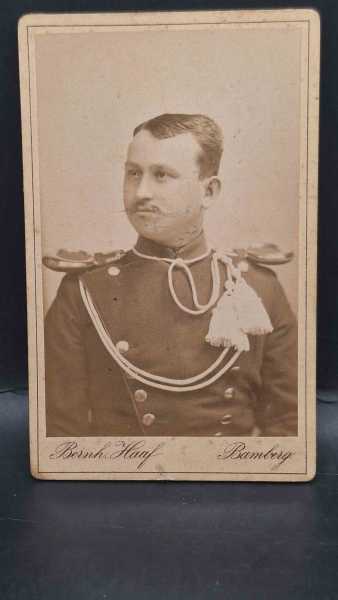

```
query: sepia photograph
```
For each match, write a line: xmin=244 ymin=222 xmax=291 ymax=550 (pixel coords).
xmin=18 ymin=9 xmax=319 ymax=480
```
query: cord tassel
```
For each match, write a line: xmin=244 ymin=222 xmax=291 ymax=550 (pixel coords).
xmin=205 ymin=261 xmax=273 ymax=351
xmin=133 ymin=245 xmax=273 ymax=352
xmin=205 ymin=293 xmax=250 ymax=351
xmin=232 ymin=278 xmax=273 ymax=336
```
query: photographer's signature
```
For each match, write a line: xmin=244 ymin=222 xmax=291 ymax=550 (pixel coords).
xmin=49 ymin=440 xmax=165 ymax=470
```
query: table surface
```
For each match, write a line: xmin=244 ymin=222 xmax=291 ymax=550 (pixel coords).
xmin=0 ymin=391 xmax=337 ymax=600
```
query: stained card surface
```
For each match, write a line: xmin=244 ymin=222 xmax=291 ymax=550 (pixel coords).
xmin=18 ymin=9 xmax=320 ymax=481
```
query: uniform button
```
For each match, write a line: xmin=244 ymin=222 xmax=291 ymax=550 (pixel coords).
xmin=225 ymin=279 xmax=235 ymax=292
xmin=134 ymin=389 xmax=147 ymax=403
xmin=231 ymin=366 xmax=240 ymax=371
xmin=224 ymin=387 xmax=234 ymax=399
xmin=142 ymin=413 xmax=156 ymax=426
xmin=214 ymin=432 xmax=223 ymax=436
xmin=116 ymin=340 xmax=129 ymax=354
xmin=108 ymin=266 xmax=120 ymax=276
xmin=221 ymin=414 xmax=232 ymax=425
xmin=238 ymin=260 xmax=249 ymax=273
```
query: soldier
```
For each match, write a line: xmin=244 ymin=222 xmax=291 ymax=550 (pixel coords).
xmin=44 ymin=113 xmax=297 ymax=437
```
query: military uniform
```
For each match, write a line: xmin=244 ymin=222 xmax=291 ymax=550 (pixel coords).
xmin=44 ymin=233 xmax=298 ymax=437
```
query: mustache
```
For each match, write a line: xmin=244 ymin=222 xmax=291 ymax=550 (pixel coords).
xmin=131 ymin=203 xmax=161 ymax=214
xmin=111 ymin=204 xmax=199 ymax=217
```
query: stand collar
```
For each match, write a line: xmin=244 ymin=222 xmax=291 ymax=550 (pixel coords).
xmin=134 ymin=232 xmax=209 ymax=261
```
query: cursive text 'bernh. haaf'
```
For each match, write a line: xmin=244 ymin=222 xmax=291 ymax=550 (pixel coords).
xmin=217 ymin=442 xmax=295 ymax=470
xmin=49 ymin=440 xmax=165 ymax=470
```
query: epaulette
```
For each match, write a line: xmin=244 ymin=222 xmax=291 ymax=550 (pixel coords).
xmin=42 ymin=243 xmax=293 ymax=273
xmin=228 ymin=243 xmax=293 ymax=266
xmin=42 ymin=249 xmax=126 ymax=273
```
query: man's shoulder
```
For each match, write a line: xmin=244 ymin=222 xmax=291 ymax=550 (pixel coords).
xmin=221 ymin=246 xmax=295 ymax=329
xmin=221 ymin=246 xmax=292 ymax=318
xmin=47 ymin=248 xmax=134 ymax=308
xmin=79 ymin=248 xmax=136 ymax=286
xmin=224 ymin=242 xmax=293 ymax=293
xmin=233 ymin=254 xmax=277 ymax=287
xmin=43 ymin=248 xmax=130 ymax=275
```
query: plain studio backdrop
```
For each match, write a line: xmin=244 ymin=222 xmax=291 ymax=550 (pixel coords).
xmin=34 ymin=25 xmax=301 ymax=314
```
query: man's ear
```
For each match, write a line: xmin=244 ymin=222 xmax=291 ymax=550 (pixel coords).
xmin=202 ymin=176 xmax=221 ymax=209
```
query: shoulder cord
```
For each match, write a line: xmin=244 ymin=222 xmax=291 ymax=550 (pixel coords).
xmin=79 ymin=278 xmax=241 ymax=392
xmin=132 ymin=247 xmax=222 ymax=315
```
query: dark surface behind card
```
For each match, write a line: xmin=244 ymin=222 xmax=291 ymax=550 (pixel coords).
xmin=1 ymin=391 xmax=338 ymax=599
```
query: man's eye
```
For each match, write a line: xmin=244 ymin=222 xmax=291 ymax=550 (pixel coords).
xmin=155 ymin=170 xmax=168 ymax=181
xmin=127 ymin=169 xmax=141 ymax=179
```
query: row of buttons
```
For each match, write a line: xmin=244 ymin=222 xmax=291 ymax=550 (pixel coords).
xmin=133 ymin=389 xmax=155 ymax=427
xmin=115 ymin=337 xmax=240 ymax=430
xmin=109 ymin=257 xmax=244 ymax=432
xmin=132 ymin=387 xmax=236 ymax=429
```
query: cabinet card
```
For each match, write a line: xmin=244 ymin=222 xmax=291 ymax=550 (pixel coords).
xmin=18 ymin=9 xmax=320 ymax=481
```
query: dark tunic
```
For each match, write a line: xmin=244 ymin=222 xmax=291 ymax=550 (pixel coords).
xmin=44 ymin=234 xmax=298 ymax=437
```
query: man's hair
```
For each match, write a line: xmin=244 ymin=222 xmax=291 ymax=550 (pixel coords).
xmin=133 ymin=113 xmax=223 ymax=178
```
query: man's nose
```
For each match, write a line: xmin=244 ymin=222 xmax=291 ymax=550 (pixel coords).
xmin=136 ymin=174 xmax=153 ymax=200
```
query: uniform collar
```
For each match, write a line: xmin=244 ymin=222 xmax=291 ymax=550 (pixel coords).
xmin=134 ymin=232 xmax=209 ymax=261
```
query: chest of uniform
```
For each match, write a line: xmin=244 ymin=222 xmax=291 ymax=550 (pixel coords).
xmin=84 ymin=258 xmax=229 ymax=379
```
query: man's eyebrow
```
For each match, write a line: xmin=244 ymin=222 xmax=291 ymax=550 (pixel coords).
xmin=124 ymin=161 xmax=141 ymax=168
xmin=125 ymin=161 xmax=180 ymax=175
xmin=151 ymin=163 xmax=180 ymax=175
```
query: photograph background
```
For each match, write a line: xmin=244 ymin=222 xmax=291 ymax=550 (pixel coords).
xmin=34 ymin=26 xmax=301 ymax=313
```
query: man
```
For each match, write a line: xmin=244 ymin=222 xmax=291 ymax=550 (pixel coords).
xmin=44 ymin=113 xmax=297 ymax=437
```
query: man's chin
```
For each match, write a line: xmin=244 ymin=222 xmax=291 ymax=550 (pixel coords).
xmin=127 ymin=223 xmax=174 ymax=247
xmin=128 ymin=214 xmax=171 ymax=236
xmin=127 ymin=214 xmax=203 ymax=247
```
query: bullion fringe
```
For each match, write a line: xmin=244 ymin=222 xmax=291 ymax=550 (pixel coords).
xmin=205 ymin=267 xmax=273 ymax=352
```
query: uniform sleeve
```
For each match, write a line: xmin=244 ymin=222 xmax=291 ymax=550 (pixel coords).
xmin=44 ymin=275 xmax=90 ymax=436
xmin=257 ymin=276 xmax=298 ymax=436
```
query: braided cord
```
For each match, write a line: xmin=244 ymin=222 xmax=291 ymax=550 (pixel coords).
xmin=79 ymin=279 xmax=241 ymax=392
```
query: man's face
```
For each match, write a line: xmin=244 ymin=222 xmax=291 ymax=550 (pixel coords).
xmin=123 ymin=129 xmax=217 ymax=247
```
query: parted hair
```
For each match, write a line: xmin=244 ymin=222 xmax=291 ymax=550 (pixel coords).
xmin=133 ymin=113 xmax=224 ymax=178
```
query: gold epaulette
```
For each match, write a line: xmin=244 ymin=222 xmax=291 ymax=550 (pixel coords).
xmin=230 ymin=243 xmax=294 ymax=266
xmin=42 ymin=249 xmax=126 ymax=273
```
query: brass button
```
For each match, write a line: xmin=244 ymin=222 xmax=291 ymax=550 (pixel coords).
xmin=134 ymin=389 xmax=147 ymax=403
xmin=224 ymin=387 xmax=234 ymax=399
xmin=116 ymin=340 xmax=129 ymax=354
xmin=221 ymin=414 xmax=232 ymax=425
xmin=231 ymin=366 xmax=240 ymax=371
xmin=108 ymin=266 xmax=120 ymax=276
xmin=142 ymin=413 xmax=155 ymax=426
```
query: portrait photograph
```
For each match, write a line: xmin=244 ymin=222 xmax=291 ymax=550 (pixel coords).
xmin=18 ymin=9 xmax=320 ymax=481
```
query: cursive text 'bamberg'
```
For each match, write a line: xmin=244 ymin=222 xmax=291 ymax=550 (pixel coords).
xmin=217 ymin=442 xmax=294 ymax=470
